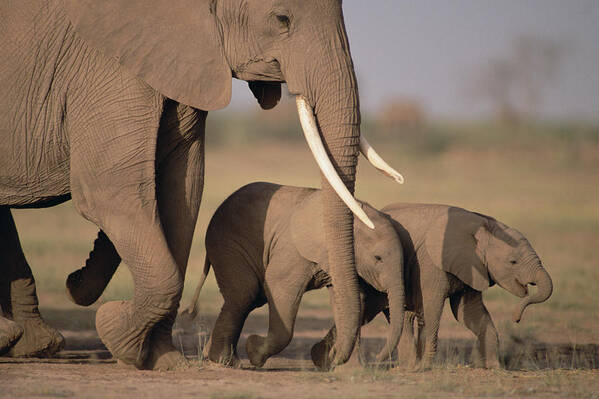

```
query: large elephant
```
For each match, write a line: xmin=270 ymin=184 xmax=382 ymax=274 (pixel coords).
xmin=180 ymin=182 xmax=404 ymax=370
xmin=317 ymin=203 xmax=553 ymax=369
xmin=0 ymin=0 xmax=400 ymax=369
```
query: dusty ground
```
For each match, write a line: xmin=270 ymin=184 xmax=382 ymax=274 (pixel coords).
xmin=1 ymin=306 xmax=598 ymax=399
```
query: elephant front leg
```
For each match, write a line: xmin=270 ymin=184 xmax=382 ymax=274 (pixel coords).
xmin=396 ymin=311 xmax=418 ymax=369
xmin=143 ymin=104 xmax=206 ymax=370
xmin=419 ymin=295 xmax=445 ymax=370
xmin=450 ymin=290 xmax=500 ymax=368
xmin=246 ymin=255 xmax=312 ymax=368
xmin=0 ymin=208 xmax=64 ymax=357
xmin=311 ymin=286 xmax=370 ymax=370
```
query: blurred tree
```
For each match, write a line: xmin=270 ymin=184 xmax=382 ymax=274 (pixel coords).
xmin=470 ymin=35 xmax=563 ymax=125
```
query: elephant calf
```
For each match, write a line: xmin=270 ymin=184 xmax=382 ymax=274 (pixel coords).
xmin=183 ymin=182 xmax=406 ymax=369
xmin=318 ymin=203 xmax=553 ymax=369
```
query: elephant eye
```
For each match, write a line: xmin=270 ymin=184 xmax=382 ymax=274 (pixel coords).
xmin=510 ymin=260 xmax=517 ymax=264
xmin=374 ymin=255 xmax=382 ymax=262
xmin=275 ymin=14 xmax=291 ymax=30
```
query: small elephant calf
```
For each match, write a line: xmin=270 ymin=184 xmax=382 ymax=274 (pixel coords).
xmin=183 ymin=182 xmax=406 ymax=369
xmin=318 ymin=203 xmax=553 ymax=369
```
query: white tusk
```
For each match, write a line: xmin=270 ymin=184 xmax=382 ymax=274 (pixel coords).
xmin=296 ymin=96 xmax=375 ymax=230
xmin=360 ymin=136 xmax=404 ymax=184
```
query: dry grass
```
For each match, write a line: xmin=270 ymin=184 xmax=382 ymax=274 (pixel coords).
xmin=6 ymin=124 xmax=599 ymax=397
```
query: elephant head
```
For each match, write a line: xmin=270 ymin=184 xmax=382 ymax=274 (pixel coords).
xmin=291 ymin=193 xmax=405 ymax=369
xmin=481 ymin=219 xmax=553 ymax=323
xmin=63 ymin=0 xmax=403 ymax=365
xmin=425 ymin=208 xmax=553 ymax=323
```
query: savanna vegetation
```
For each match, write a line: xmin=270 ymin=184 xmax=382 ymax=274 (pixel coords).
xmin=2 ymin=98 xmax=598 ymax=397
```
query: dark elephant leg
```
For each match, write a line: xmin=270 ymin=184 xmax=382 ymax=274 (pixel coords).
xmin=246 ymin=253 xmax=312 ymax=368
xmin=207 ymin=253 xmax=263 ymax=367
xmin=0 ymin=207 xmax=64 ymax=357
xmin=66 ymin=230 xmax=121 ymax=306
xmin=450 ymin=290 xmax=500 ymax=368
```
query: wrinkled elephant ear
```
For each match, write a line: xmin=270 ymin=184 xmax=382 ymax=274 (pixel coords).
xmin=64 ymin=0 xmax=231 ymax=111
xmin=249 ymin=82 xmax=282 ymax=110
xmin=424 ymin=207 xmax=490 ymax=292
xmin=290 ymin=192 xmax=328 ymax=266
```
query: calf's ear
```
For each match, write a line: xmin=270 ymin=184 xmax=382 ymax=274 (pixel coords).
xmin=290 ymin=192 xmax=328 ymax=266
xmin=424 ymin=207 xmax=490 ymax=291
xmin=64 ymin=0 xmax=231 ymax=110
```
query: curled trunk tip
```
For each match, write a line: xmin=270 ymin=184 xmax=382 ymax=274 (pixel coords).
xmin=512 ymin=268 xmax=553 ymax=323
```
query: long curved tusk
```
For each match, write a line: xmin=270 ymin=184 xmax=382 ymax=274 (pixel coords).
xmin=296 ymin=96 xmax=375 ymax=230
xmin=360 ymin=136 xmax=404 ymax=184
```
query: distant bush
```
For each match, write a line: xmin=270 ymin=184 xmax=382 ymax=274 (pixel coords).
xmin=205 ymin=105 xmax=598 ymax=157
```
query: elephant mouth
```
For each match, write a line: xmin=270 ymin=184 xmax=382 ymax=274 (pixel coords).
xmin=233 ymin=57 xmax=284 ymax=82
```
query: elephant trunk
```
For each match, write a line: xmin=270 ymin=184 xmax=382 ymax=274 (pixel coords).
xmin=307 ymin=41 xmax=362 ymax=368
xmin=513 ymin=267 xmax=553 ymax=323
xmin=375 ymin=279 xmax=405 ymax=363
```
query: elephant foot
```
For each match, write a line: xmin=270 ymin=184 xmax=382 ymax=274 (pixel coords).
xmin=476 ymin=357 xmax=501 ymax=369
xmin=66 ymin=268 xmax=105 ymax=307
xmin=96 ymin=301 xmax=150 ymax=368
xmin=245 ymin=334 xmax=268 ymax=368
xmin=412 ymin=360 xmax=432 ymax=372
xmin=143 ymin=326 xmax=188 ymax=371
xmin=0 ymin=317 xmax=23 ymax=355
xmin=66 ymin=230 xmax=120 ymax=307
xmin=310 ymin=339 xmax=334 ymax=371
xmin=7 ymin=318 xmax=64 ymax=357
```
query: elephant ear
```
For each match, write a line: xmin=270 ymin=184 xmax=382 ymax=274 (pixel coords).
xmin=249 ymin=82 xmax=282 ymax=110
xmin=424 ymin=207 xmax=490 ymax=291
xmin=64 ymin=0 xmax=231 ymax=111
xmin=290 ymin=192 xmax=328 ymax=266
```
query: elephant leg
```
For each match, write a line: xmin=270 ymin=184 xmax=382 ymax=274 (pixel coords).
xmin=246 ymin=254 xmax=312 ymax=368
xmin=207 ymin=253 xmax=262 ymax=367
xmin=311 ymin=286 xmax=368 ymax=370
xmin=68 ymin=86 xmax=185 ymax=369
xmin=142 ymin=103 xmax=206 ymax=371
xmin=396 ymin=311 xmax=418 ymax=369
xmin=450 ymin=290 xmax=500 ymax=368
xmin=66 ymin=230 xmax=121 ymax=306
xmin=0 ymin=207 xmax=64 ymax=357
xmin=419 ymin=295 xmax=445 ymax=370
xmin=0 ymin=314 xmax=22 ymax=355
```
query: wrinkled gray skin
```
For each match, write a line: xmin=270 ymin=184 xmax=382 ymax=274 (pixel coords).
xmin=0 ymin=0 xmax=364 ymax=368
xmin=182 ymin=182 xmax=404 ymax=370
xmin=317 ymin=204 xmax=553 ymax=369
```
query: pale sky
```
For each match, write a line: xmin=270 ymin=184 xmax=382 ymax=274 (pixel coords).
xmin=228 ymin=1 xmax=599 ymax=121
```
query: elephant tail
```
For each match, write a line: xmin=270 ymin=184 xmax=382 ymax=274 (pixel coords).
xmin=179 ymin=256 xmax=211 ymax=319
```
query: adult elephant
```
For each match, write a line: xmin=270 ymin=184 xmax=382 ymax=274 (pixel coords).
xmin=0 ymin=0 xmax=400 ymax=369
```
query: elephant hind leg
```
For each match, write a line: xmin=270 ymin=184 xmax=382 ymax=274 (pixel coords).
xmin=0 ymin=207 xmax=64 ymax=357
xmin=66 ymin=230 xmax=121 ymax=306
xmin=450 ymin=290 xmax=500 ymax=368
xmin=207 ymin=256 xmax=262 ymax=367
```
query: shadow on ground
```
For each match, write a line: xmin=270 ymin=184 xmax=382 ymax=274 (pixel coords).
xmin=5 ymin=307 xmax=594 ymax=370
